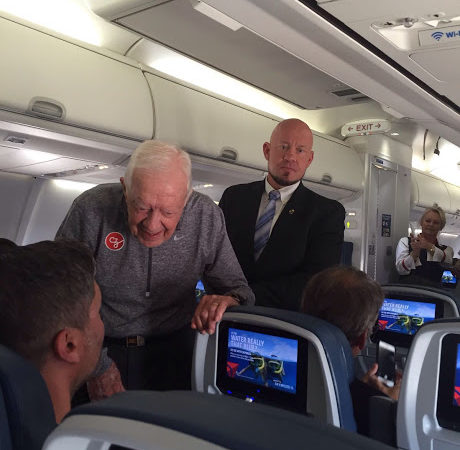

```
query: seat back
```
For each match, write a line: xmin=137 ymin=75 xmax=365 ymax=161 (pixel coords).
xmin=0 ymin=388 xmax=13 ymax=450
xmin=44 ymin=390 xmax=393 ymax=450
xmin=356 ymin=284 xmax=460 ymax=379
xmin=192 ymin=305 xmax=356 ymax=431
xmin=0 ymin=344 xmax=56 ymax=450
xmin=397 ymin=319 xmax=460 ymax=450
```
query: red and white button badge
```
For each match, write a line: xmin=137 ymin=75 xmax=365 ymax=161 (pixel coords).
xmin=105 ymin=232 xmax=125 ymax=251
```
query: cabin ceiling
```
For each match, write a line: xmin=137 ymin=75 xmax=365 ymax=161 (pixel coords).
xmin=315 ymin=0 xmax=460 ymax=112
xmin=112 ymin=0 xmax=373 ymax=111
xmin=1 ymin=0 xmax=459 ymax=186
xmin=88 ymin=0 xmax=460 ymax=160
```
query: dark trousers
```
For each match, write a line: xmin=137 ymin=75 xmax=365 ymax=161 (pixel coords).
xmin=106 ymin=325 xmax=196 ymax=391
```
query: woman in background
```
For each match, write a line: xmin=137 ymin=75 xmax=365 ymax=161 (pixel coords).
xmin=396 ymin=206 xmax=453 ymax=286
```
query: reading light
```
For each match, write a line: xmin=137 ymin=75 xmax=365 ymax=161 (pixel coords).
xmin=0 ymin=0 xmax=102 ymax=46
xmin=145 ymin=41 xmax=296 ymax=119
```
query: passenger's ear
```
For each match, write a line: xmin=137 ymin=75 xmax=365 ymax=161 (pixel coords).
xmin=350 ymin=330 xmax=368 ymax=355
xmin=356 ymin=330 xmax=368 ymax=351
xmin=305 ymin=150 xmax=314 ymax=169
xmin=262 ymin=142 xmax=270 ymax=161
xmin=53 ymin=328 xmax=82 ymax=364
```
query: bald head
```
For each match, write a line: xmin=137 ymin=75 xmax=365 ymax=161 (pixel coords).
xmin=270 ymin=119 xmax=312 ymax=143
xmin=263 ymin=118 xmax=314 ymax=189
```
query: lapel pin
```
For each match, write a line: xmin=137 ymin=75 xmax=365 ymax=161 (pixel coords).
xmin=289 ymin=209 xmax=295 ymax=215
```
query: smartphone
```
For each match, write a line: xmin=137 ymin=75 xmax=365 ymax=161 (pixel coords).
xmin=441 ymin=270 xmax=458 ymax=289
xmin=376 ymin=340 xmax=396 ymax=388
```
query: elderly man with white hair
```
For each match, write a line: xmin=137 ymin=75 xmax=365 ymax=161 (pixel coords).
xmin=57 ymin=140 xmax=254 ymax=399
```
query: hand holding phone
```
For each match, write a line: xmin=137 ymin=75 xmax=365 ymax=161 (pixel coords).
xmin=376 ymin=340 xmax=396 ymax=388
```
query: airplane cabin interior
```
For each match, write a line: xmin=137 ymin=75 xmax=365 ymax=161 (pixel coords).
xmin=0 ymin=0 xmax=460 ymax=449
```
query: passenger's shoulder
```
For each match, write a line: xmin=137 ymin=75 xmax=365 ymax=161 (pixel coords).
xmin=301 ymin=185 xmax=344 ymax=212
xmin=186 ymin=190 xmax=220 ymax=212
xmin=73 ymin=183 xmax=122 ymax=208
xmin=223 ymin=181 xmax=261 ymax=196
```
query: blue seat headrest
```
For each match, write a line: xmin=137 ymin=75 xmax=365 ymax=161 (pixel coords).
xmin=0 ymin=345 xmax=56 ymax=450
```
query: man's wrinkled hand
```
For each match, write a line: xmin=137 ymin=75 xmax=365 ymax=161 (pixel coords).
xmin=87 ymin=361 xmax=125 ymax=401
xmin=191 ymin=294 xmax=238 ymax=335
xmin=361 ymin=362 xmax=402 ymax=401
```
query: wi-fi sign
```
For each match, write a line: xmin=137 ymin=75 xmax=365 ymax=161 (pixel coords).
xmin=431 ymin=31 xmax=444 ymax=41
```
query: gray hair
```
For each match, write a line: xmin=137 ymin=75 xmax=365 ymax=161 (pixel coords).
xmin=125 ymin=140 xmax=192 ymax=192
xmin=420 ymin=205 xmax=446 ymax=230
xmin=124 ymin=140 xmax=192 ymax=192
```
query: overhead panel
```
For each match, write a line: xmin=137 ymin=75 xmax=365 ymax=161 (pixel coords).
xmin=0 ymin=17 xmax=154 ymax=141
xmin=445 ymin=183 xmax=460 ymax=213
xmin=116 ymin=0 xmax=370 ymax=109
xmin=144 ymin=70 xmax=363 ymax=192
xmin=411 ymin=171 xmax=451 ymax=212
xmin=317 ymin=0 xmax=460 ymax=112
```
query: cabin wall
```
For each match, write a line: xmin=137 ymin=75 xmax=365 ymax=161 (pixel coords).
xmin=0 ymin=172 xmax=94 ymax=245
xmin=347 ymin=135 xmax=413 ymax=284
xmin=0 ymin=172 xmax=35 ymax=242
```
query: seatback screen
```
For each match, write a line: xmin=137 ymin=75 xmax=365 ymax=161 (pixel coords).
xmin=437 ymin=334 xmax=460 ymax=431
xmin=453 ymin=344 xmax=460 ymax=406
xmin=378 ymin=298 xmax=437 ymax=336
xmin=216 ymin=321 xmax=308 ymax=413
xmin=227 ymin=327 xmax=298 ymax=394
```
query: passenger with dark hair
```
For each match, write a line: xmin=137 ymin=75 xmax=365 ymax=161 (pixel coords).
xmin=0 ymin=237 xmax=17 ymax=251
xmin=301 ymin=266 xmax=401 ymax=436
xmin=0 ymin=240 xmax=104 ymax=423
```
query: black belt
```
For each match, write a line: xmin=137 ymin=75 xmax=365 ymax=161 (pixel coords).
xmin=104 ymin=335 xmax=151 ymax=347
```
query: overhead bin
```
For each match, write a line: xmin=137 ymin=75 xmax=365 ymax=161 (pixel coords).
xmin=0 ymin=17 xmax=154 ymax=141
xmin=145 ymin=72 xmax=363 ymax=192
xmin=445 ymin=183 xmax=460 ymax=215
xmin=411 ymin=171 xmax=451 ymax=212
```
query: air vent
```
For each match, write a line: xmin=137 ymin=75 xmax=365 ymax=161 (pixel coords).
xmin=331 ymin=88 xmax=360 ymax=97
xmin=350 ymin=95 xmax=371 ymax=102
xmin=4 ymin=136 xmax=27 ymax=145
xmin=43 ymin=164 xmax=110 ymax=178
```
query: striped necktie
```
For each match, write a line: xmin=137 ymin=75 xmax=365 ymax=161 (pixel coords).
xmin=254 ymin=190 xmax=280 ymax=260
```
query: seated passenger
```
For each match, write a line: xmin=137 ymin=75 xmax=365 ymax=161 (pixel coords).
xmin=0 ymin=240 xmax=104 ymax=423
xmin=396 ymin=206 xmax=454 ymax=287
xmin=301 ymin=266 xmax=401 ymax=436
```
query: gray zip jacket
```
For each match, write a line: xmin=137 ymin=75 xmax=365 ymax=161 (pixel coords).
xmin=56 ymin=184 xmax=254 ymax=372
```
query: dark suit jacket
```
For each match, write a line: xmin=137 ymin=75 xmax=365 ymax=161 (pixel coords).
xmin=219 ymin=181 xmax=345 ymax=310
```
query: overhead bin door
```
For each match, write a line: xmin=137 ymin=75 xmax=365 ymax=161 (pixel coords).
xmin=145 ymin=72 xmax=276 ymax=167
xmin=445 ymin=183 xmax=460 ymax=214
xmin=145 ymin=72 xmax=363 ymax=192
xmin=411 ymin=171 xmax=450 ymax=212
xmin=0 ymin=18 xmax=154 ymax=140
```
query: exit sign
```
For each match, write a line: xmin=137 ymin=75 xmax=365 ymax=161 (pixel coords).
xmin=341 ymin=119 xmax=391 ymax=137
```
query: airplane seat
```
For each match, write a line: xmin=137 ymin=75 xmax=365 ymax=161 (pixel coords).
xmin=192 ymin=305 xmax=357 ymax=431
xmin=368 ymin=395 xmax=397 ymax=446
xmin=43 ymin=390 xmax=393 ymax=450
xmin=0 ymin=344 xmax=56 ymax=450
xmin=340 ymin=241 xmax=354 ymax=266
xmin=0 ymin=388 xmax=13 ymax=450
xmin=356 ymin=284 xmax=460 ymax=379
xmin=397 ymin=319 xmax=460 ymax=450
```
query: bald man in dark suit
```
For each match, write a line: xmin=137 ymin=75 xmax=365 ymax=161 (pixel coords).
xmin=220 ymin=119 xmax=345 ymax=311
